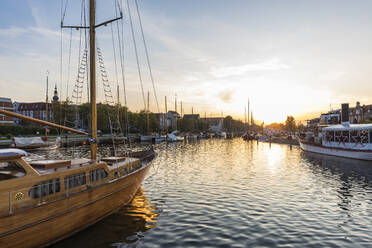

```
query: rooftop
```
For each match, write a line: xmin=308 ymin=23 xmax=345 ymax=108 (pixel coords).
xmin=324 ymin=123 xmax=372 ymax=131
xmin=0 ymin=97 xmax=12 ymax=103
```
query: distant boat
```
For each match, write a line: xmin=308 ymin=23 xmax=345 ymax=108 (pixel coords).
xmin=226 ymin=133 xmax=234 ymax=139
xmin=140 ymin=134 xmax=166 ymax=143
xmin=299 ymin=124 xmax=372 ymax=160
xmin=299 ymin=103 xmax=372 ymax=161
xmin=140 ymin=135 xmax=155 ymax=142
xmin=217 ymin=131 xmax=227 ymax=139
xmin=167 ymin=131 xmax=184 ymax=142
xmin=11 ymin=136 xmax=61 ymax=150
xmin=187 ymin=134 xmax=197 ymax=140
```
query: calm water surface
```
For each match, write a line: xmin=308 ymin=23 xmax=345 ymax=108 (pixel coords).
xmin=33 ymin=139 xmax=372 ymax=247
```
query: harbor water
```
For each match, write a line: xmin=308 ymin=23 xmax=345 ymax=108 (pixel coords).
xmin=31 ymin=139 xmax=372 ymax=247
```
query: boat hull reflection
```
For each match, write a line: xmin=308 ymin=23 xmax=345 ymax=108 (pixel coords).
xmin=51 ymin=186 xmax=158 ymax=247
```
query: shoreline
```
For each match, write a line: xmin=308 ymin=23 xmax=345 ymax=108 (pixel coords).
xmin=258 ymin=137 xmax=300 ymax=146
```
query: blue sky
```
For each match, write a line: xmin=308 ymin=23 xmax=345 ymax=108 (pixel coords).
xmin=1 ymin=0 xmax=372 ymax=123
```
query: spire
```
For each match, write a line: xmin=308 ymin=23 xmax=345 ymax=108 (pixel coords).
xmin=52 ymin=84 xmax=59 ymax=102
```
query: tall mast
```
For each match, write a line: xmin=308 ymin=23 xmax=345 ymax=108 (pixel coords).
xmin=180 ymin=101 xmax=183 ymax=117
xmin=247 ymin=98 xmax=250 ymax=126
xmin=244 ymin=107 xmax=246 ymax=125
xmin=89 ymin=0 xmax=97 ymax=160
xmin=60 ymin=0 xmax=123 ymax=160
xmin=147 ymin=91 xmax=150 ymax=134
xmin=46 ymin=71 xmax=49 ymax=122
xmin=165 ymin=96 xmax=168 ymax=134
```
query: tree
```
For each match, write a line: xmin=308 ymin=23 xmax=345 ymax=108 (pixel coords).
xmin=285 ymin=116 xmax=296 ymax=133
xmin=223 ymin=116 xmax=233 ymax=132
xmin=297 ymin=123 xmax=305 ymax=132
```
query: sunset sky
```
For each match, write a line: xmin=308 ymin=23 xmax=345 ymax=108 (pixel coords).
xmin=1 ymin=0 xmax=372 ymax=123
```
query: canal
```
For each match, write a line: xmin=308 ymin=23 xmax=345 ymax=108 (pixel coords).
xmin=31 ymin=139 xmax=372 ymax=247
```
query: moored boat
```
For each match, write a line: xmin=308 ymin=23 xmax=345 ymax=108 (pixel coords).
xmin=0 ymin=0 xmax=157 ymax=246
xmin=11 ymin=136 xmax=61 ymax=151
xmin=167 ymin=131 xmax=184 ymax=142
xmin=0 ymin=147 xmax=156 ymax=248
xmin=299 ymin=103 xmax=372 ymax=160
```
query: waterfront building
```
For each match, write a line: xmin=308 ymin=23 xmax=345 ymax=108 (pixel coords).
xmin=348 ymin=101 xmax=372 ymax=123
xmin=154 ymin=111 xmax=181 ymax=131
xmin=13 ymin=102 xmax=53 ymax=125
xmin=0 ymin=97 xmax=14 ymax=125
xmin=167 ymin=111 xmax=181 ymax=129
xmin=183 ymin=114 xmax=200 ymax=120
xmin=155 ymin=113 xmax=167 ymax=130
xmin=320 ymin=110 xmax=340 ymax=125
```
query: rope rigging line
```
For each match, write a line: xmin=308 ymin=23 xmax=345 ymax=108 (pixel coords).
xmin=110 ymin=23 xmax=120 ymax=97
xmin=117 ymin=0 xmax=129 ymax=135
xmin=126 ymin=0 xmax=147 ymax=110
xmin=118 ymin=0 xmax=127 ymax=107
xmin=96 ymin=42 xmax=125 ymax=155
xmin=66 ymin=28 xmax=73 ymax=101
xmin=59 ymin=0 xmax=68 ymax=125
xmin=134 ymin=0 xmax=160 ymax=113
xmin=61 ymin=0 xmax=69 ymax=25
xmin=115 ymin=0 xmax=127 ymax=107
xmin=83 ymin=0 xmax=89 ymax=102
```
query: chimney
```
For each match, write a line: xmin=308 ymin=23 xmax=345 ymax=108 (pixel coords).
xmin=341 ymin=103 xmax=350 ymax=126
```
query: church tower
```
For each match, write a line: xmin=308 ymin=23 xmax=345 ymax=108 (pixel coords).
xmin=52 ymin=84 xmax=59 ymax=102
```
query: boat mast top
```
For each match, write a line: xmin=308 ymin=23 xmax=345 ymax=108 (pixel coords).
xmin=61 ymin=0 xmax=123 ymax=160
xmin=89 ymin=0 xmax=97 ymax=160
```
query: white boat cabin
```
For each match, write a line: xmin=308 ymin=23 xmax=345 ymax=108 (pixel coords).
xmin=321 ymin=124 xmax=372 ymax=150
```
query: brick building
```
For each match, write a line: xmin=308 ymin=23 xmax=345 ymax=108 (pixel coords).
xmin=0 ymin=97 xmax=14 ymax=125
xmin=13 ymin=102 xmax=53 ymax=125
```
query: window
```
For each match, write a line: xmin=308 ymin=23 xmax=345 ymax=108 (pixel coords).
xmin=89 ymin=168 xmax=108 ymax=182
xmin=341 ymin=131 xmax=349 ymax=143
xmin=29 ymin=178 xmax=61 ymax=199
xmin=351 ymin=130 xmax=360 ymax=143
xmin=326 ymin=131 xmax=335 ymax=142
xmin=334 ymin=131 xmax=342 ymax=142
xmin=0 ymin=161 xmax=26 ymax=181
xmin=122 ymin=167 xmax=129 ymax=175
xmin=360 ymin=130 xmax=368 ymax=143
xmin=64 ymin=172 xmax=86 ymax=189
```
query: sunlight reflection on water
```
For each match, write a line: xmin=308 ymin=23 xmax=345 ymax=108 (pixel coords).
xmin=44 ymin=139 xmax=372 ymax=248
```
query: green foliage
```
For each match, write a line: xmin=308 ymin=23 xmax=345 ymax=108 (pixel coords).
xmin=178 ymin=118 xmax=209 ymax=132
xmin=285 ymin=116 xmax=296 ymax=133
xmin=297 ymin=123 xmax=305 ymax=132
xmin=0 ymin=125 xmax=58 ymax=137
xmin=223 ymin=116 xmax=246 ymax=132
xmin=265 ymin=122 xmax=285 ymax=131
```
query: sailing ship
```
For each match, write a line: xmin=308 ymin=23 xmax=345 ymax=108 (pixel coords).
xmin=0 ymin=1 xmax=156 ymax=247
xmin=298 ymin=103 xmax=372 ymax=160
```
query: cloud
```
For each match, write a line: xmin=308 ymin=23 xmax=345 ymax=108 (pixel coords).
xmin=210 ymin=58 xmax=291 ymax=78
xmin=29 ymin=4 xmax=43 ymax=27
xmin=0 ymin=27 xmax=27 ymax=38
xmin=218 ymin=89 xmax=234 ymax=103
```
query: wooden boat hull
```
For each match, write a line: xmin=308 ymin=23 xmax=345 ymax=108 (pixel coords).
xmin=299 ymin=141 xmax=372 ymax=161
xmin=0 ymin=162 xmax=152 ymax=248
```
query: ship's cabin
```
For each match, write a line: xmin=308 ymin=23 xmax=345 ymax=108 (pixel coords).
xmin=0 ymin=148 xmax=146 ymax=216
xmin=321 ymin=124 xmax=372 ymax=148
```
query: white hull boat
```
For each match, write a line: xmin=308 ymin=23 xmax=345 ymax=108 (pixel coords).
xmin=299 ymin=103 xmax=372 ymax=161
xmin=167 ymin=132 xmax=184 ymax=142
xmin=11 ymin=136 xmax=61 ymax=151
xmin=299 ymin=141 xmax=372 ymax=161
